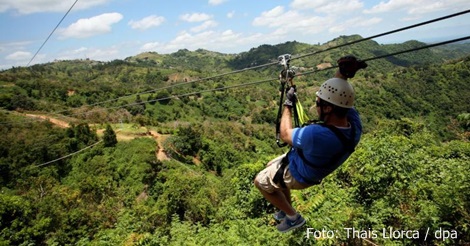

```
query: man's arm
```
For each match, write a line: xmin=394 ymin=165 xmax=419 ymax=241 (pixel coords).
xmin=280 ymin=106 xmax=294 ymax=146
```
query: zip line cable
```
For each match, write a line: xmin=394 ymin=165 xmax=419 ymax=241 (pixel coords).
xmin=107 ymin=78 xmax=277 ymax=110
xmin=4 ymin=10 xmax=470 ymax=126
xmin=30 ymin=35 xmax=470 ymax=168
xmin=27 ymin=0 xmax=79 ymax=67
xmin=33 ymin=140 xmax=102 ymax=168
xmin=37 ymin=9 xmax=470 ymax=113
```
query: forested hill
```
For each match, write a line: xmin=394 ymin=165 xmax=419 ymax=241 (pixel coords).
xmin=125 ymin=35 xmax=470 ymax=71
xmin=0 ymin=35 xmax=469 ymax=245
xmin=1 ymin=35 xmax=469 ymax=136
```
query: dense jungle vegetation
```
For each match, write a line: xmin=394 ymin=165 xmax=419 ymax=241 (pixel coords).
xmin=0 ymin=35 xmax=469 ymax=245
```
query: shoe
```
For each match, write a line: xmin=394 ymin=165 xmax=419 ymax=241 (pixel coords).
xmin=276 ymin=214 xmax=306 ymax=233
xmin=273 ymin=210 xmax=286 ymax=221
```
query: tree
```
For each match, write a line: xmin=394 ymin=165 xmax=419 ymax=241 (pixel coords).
xmin=166 ymin=125 xmax=203 ymax=157
xmin=103 ymin=124 xmax=117 ymax=147
xmin=457 ymin=113 xmax=470 ymax=131
xmin=69 ymin=123 xmax=98 ymax=146
xmin=156 ymin=90 xmax=171 ymax=105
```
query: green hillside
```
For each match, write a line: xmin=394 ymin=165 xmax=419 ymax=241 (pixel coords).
xmin=0 ymin=35 xmax=469 ymax=245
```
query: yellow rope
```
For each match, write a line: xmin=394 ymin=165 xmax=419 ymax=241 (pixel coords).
xmin=296 ymin=101 xmax=310 ymax=125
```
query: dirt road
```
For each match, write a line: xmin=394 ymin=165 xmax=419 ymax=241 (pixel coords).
xmin=25 ymin=114 xmax=70 ymax=128
xmin=23 ymin=112 xmax=171 ymax=161
xmin=149 ymin=131 xmax=170 ymax=161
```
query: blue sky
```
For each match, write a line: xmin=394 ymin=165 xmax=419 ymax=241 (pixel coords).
xmin=1 ymin=0 xmax=469 ymax=70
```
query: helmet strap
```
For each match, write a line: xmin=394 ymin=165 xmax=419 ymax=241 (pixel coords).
xmin=319 ymin=109 xmax=326 ymax=121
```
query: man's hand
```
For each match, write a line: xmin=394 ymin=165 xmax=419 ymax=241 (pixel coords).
xmin=284 ymin=86 xmax=296 ymax=107
xmin=337 ymin=55 xmax=368 ymax=78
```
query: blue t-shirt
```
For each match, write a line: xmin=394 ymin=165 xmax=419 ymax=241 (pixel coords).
xmin=288 ymin=108 xmax=362 ymax=184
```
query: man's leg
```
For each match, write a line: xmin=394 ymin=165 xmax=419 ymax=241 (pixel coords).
xmin=254 ymin=158 xmax=310 ymax=232
xmin=254 ymin=179 xmax=296 ymax=216
xmin=254 ymin=154 xmax=297 ymax=215
xmin=282 ymin=188 xmax=292 ymax=206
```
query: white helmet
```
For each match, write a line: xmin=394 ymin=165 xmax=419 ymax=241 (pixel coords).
xmin=315 ymin=78 xmax=355 ymax=108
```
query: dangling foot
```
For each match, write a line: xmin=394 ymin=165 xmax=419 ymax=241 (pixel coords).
xmin=276 ymin=213 xmax=306 ymax=233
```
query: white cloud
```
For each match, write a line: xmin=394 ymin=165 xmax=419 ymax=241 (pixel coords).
xmin=290 ymin=0 xmax=323 ymax=9
xmin=252 ymin=6 xmax=290 ymax=27
xmin=141 ymin=42 xmax=160 ymax=52
xmin=180 ymin=13 xmax=212 ymax=22
xmin=2 ymin=51 xmax=46 ymax=69
xmin=59 ymin=12 xmax=123 ymax=39
xmin=140 ymin=29 xmax=264 ymax=54
xmin=180 ymin=12 xmax=217 ymax=33
xmin=208 ymin=0 xmax=227 ymax=6
xmin=359 ymin=17 xmax=383 ymax=27
xmin=129 ymin=15 xmax=165 ymax=30
xmin=0 ymin=0 xmax=110 ymax=14
xmin=72 ymin=47 xmax=88 ymax=54
xmin=329 ymin=17 xmax=382 ymax=33
xmin=56 ymin=46 xmax=120 ymax=61
xmin=363 ymin=0 xmax=469 ymax=15
xmin=291 ymin=0 xmax=363 ymax=14
xmin=364 ymin=0 xmax=416 ymax=14
xmin=316 ymin=0 xmax=363 ymax=14
xmin=82 ymin=48 xmax=120 ymax=60
xmin=252 ymin=5 xmax=333 ymax=37
xmin=227 ymin=11 xmax=235 ymax=18
xmin=0 ymin=41 xmax=32 ymax=52
xmin=407 ymin=2 xmax=446 ymax=15
xmin=190 ymin=20 xmax=218 ymax=32
xmin=6 ymin=51 xmax=31 ymax=60
xmin=219 ymin=30 xmax=241 ymax=42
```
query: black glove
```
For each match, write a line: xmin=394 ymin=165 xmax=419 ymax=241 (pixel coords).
xmin=284 ymin=86 xmax=296 ymax=107
xmin=337 ymin=55 xmax=368 ymax=78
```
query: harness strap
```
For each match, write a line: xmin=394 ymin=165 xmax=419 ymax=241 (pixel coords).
xmin=272 ymin=155 xmax=289 ymax=188
xmin=322 ymin=124 xmax=356 ymax=153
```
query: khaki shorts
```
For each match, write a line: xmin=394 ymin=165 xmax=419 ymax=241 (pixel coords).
xmin=255 ymin=154 xmax=311 ymax=193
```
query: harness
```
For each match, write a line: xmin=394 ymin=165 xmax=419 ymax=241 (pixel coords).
xmin=273 ymin=123 xmax=356 ymax=188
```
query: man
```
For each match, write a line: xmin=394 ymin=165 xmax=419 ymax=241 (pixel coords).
xmin=254 ymin=56 xmax=366 ymax=233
